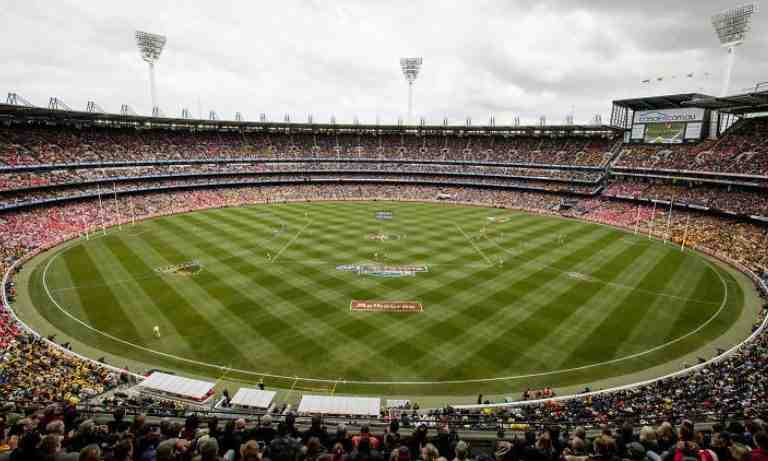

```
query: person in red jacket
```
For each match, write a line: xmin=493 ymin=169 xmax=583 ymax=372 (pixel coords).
xmin=751 ymin=432 xmax=768 ymax=461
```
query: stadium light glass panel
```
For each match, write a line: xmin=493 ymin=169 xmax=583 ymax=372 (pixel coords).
xmin=711 ymin=4 xmax=757 ymax=96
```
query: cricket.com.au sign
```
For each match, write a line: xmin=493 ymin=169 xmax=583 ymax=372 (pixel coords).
xmin=635 ymin=108 xmax=705 ymax=124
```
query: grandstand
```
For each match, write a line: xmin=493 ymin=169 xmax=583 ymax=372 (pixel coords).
xmin=2 ymin=5 xmax=768 ymax=461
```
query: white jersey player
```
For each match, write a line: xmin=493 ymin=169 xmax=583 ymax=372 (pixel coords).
xmin=153 ymin=325 xmax=161 ymax=338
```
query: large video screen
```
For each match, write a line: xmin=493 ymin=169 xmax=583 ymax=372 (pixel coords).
xmin=643 ymin=122 xmax=685 ymax=144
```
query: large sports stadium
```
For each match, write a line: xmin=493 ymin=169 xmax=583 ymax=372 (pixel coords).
xmin=1 ymin=2 xmax=768 ymax=460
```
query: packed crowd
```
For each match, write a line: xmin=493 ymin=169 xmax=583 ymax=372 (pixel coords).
xmin=0 ymin=175 xmax=597 ymax=209
xmin=1 ymin=399 xmax=767 ymax=461
xmin=604 ymin=182 xmax=768 ymax=217
xmin=0 ymin=125 xmax=615 ymax=166
xmin=0 ymin=163 xmax=600 ymax=201
xmin=614 ymin=117 xmax=768 ymax=176
xmin=574 ymin=200 xmax=768 ymax=275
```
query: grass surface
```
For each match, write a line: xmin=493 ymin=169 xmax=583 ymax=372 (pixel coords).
xmin=22 ymin=201 xmax=745 ymax=396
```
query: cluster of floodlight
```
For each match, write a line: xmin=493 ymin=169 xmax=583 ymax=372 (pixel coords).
xmin=400 ymin=57 xmax=423 ymax=84
xmin=135 ymin=31 xmax=167 ymax=63
xmin=710 ymin=3 xmax=758 ymax=96
xmin=712 ymin=3 xmax=757 ymax=46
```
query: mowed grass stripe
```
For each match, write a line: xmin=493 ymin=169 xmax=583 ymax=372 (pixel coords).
xmin=380 ymin=222 xmax=612 ymax=378
xmin=58 ymin=243 xmax=143 ymax=342
xmin=139 ymin=219 xmax=321 ymax=370
xmin=154 ymin=216 xmax=340 ymax=368
xmin=324 ymin=219 xmax=583 ymax=362
xmin=616 ymin=251 xmax=722 ymax=353
xmin=84 ymin=237 xmax=182 ymax=342
xmin=443 ymin=228 xmax=627 ymax=377
xmin=562 ymin=248 xmax=691 ymax=365
xmin=168 ymin=213 xmax=392 ymax=377
xmin=661 ymin=264 xmax=725 ymax=341
xmin=105 ymin=228 xmax=254 ymax=368
xmin=500 ymin=230 xmax=659 ymax=370
xmin=180 ymin=209 xmax=424 ymax=375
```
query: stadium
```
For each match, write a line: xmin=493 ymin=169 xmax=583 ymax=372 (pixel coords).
xmin=1 ymin=2 xmax=767 ymax=461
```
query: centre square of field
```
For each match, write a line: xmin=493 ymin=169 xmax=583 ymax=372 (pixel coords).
xmin=34 ymin=201 xmax=741 ymax=395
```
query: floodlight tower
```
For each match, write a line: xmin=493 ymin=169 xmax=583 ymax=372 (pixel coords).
xmin=711 ymin=3 xmax=757 ymax=96
xmin=135 ymin=30 xmax=167 ymax=111
xmin=400 ymin=57 xmax=423 ymax=124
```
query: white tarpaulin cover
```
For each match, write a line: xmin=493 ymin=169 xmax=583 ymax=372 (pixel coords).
xmin=139 ymin=372 xmax=214 ymax=401
xmin=230 ymin=388 xmax=276 ymax=409
xmin=298 ymin=395 xmax=380 ymax=416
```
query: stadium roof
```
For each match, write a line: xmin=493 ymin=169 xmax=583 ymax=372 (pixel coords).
xmin=0 ymin=103 xmax=621 ymax=136
xmin=681 ymin=90 xmax=768 ymax=114
xmin=611 ymin=93 xmax=714 ymax=111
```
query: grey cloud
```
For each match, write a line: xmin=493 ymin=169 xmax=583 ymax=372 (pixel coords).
xmin=1 ymin=0 xmax=765 ymax=125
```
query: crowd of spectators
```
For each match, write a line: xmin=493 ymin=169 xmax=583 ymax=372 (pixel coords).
xmin=1 ymin=397 xmax=767 ymax=461
xmin=572 ymin=199 xmax=768 ymax=275
xmin=0 ymin=125 xmax=615 ymax=166
xmin=604 ymin=182 xmax=768 ymax=217
xmin=0 ymin=175 xmax=597 ymax=209
xmin=614 ymin=117 xmax=768 ymax=176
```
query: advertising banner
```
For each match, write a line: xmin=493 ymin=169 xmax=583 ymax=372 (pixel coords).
xmin=635 ymin=108 xmax=705 ymax=124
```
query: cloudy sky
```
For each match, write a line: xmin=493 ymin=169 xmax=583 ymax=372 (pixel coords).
xmin=2 ymin=0 xmax=766 ymax=125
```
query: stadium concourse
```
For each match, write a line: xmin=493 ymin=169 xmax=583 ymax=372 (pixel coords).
xmin=0 ymin=102 xmax=767 ymax=460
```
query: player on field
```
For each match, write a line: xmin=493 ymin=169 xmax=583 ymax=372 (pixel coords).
xmin=153 ymin=325 xmax=161 ymax=338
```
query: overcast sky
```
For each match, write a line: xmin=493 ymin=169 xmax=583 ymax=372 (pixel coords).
xmin=2 ymin=0 xmax=766 ymax=125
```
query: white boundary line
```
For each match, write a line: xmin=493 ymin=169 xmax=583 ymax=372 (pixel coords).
xmin=454 ymin=223 xmax=494 ymax=266
xmin=33 ymin=202 xmax=745 ymax=386
xmin=486 ymin=234 xmax=722 ymax=306
xmin=270 ymin=219 xmax=312 ymax=263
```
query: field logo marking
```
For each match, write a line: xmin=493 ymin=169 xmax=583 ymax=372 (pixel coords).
xmin=350 ymin=300 xmax=423 ymax=313
xmin=337 ymin=264 xmax=428 ymax=278
xmin=366 ymin=233 xmax=402 ymax=241
xmin=154 ymin=261 xmax=204 ymax=277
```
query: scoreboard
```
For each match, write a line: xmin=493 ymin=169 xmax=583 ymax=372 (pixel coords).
xmin=630 ymin=108 xmax=707 ymax=144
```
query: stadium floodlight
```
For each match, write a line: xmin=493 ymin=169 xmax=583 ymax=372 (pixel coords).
xmin=400 ymin=57 xmax=423 ymax=123
xmin=711 ymin=3 xmax=758 ymax=96
xmin=135 ymin=30 xmax=167 ymax=111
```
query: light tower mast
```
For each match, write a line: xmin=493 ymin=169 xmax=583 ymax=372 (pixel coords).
xmin=135 ymin=30 xmax=167 ymax=112
xmin=400 ymin=57 xmax=423 ymax=124
xmin=711 ymin=3 xmax=757 ymax=96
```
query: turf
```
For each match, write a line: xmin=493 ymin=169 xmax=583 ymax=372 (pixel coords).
xmin=24 ymin=201 xmax=745 ymax=396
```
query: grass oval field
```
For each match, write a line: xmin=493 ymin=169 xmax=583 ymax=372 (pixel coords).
xmin=17 ymin=201 xmax=755 ymax=397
